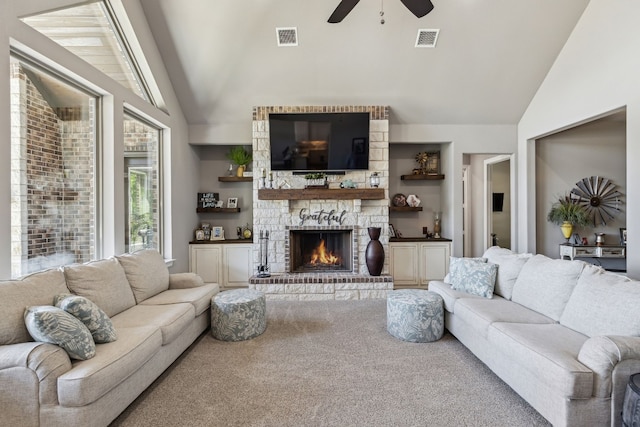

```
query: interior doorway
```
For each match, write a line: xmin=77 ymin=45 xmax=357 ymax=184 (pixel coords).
xmin=484 ymin=155 xmax=514 ymax=250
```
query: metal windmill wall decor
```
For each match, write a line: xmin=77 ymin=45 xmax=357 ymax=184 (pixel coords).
xmin=569 ymin=176 xmax=623 ymax=226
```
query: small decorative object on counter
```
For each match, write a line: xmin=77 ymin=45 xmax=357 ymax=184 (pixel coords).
xmin=210 ymin=226 xmax=225 ymax=241
xmin=201 ymin=223 xmax=211 ymax=240
xmin=407 ymin=194 xmax=421 ymax=207
xmin=340 ymin=179 xmax=357 ymax=189
xmin=369 ymin=172 xmax=380 ymax=188
xmin=242 ymin=224 xmax=253 ymax=239
xmin=434 ymin=211 xmax=442 ymax=238
xmin=195 ymin=229 xmax=205 ymax=241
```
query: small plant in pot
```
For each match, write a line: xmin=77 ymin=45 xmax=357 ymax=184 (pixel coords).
xmin=547 ymin=194 xmax=590 ymax=241
xmin=226 ymin=146 xmax=252 ymax=177
xmin=304 ymin=172 xmax=327 ymax=188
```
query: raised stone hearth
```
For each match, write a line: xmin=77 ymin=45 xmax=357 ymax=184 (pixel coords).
xmin=249 ymin=273 xmax=393 ymax=300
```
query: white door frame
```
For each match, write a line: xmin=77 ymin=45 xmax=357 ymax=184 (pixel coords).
xmin=483 ymin=154 xmax=515 ymax=251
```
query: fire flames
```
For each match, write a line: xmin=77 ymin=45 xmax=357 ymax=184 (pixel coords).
xmin=309 ymin=239 xmax=340 ymax=266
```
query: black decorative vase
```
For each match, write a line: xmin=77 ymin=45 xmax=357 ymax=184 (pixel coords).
xmin=365 ymin=227 xmax=384 ymax=276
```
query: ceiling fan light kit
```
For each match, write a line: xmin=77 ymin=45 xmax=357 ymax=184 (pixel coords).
xmin=328 ymin=0 xmax=434 ymax=23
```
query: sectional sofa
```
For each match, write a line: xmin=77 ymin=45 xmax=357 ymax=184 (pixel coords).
xmin=429 ymin=246 xmax=640 ymax=427
xmin=0 ymin=250 xmax=219 ymax=427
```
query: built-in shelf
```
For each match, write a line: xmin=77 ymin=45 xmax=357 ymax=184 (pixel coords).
xmin=218 ymin=176 xmax=252 ymax=182
xmin=390 ymin=206 xmax=423 ymax=212
xmin=258 ymin=188 xmax=385 ymax=200
xmin=400 ymin=174 xmax=445 ymax=180
xmin=196 ymin=208 xmax=241 ymax=213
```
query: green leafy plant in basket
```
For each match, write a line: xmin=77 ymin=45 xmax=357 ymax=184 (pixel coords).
xmin=547 ymin=194 xmax=590 ymax=241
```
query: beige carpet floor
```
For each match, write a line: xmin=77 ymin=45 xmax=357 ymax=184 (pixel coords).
xmin=111 ymin=299 xmax=550 ymax=426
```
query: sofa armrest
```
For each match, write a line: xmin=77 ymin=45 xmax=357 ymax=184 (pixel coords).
xmin=578 ymin=335 xmax=640 ymax=397
xmin=169 ymin=272 xmax=205 ymax=289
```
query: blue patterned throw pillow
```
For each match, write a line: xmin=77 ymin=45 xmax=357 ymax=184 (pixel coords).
xmin=449 ymin=257 xmax=498 ymax=298
xmin=55 ymin=294 xmax=117 ymax=343
xmin=24 ymin=306 xmax=96 ymax=360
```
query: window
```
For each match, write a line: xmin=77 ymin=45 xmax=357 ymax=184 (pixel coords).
xmin=124 ymin=113 xmax=161 ymax=253
xmin=10 ymin=55 xmax=98 ymax=277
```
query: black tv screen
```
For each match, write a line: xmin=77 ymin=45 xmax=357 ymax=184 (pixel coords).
xmin=269 ymin=112 xmax=370 ymax=172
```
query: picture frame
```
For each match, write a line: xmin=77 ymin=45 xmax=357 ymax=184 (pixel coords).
xmin=197 ymin=192 xmax=219 ymax=209
xmin=195 ymin=229 xmax=205 ymax=241
xmin=214 ymin=200 xmax=224 ymax=208
xmin=620 ymin=227 xmax=627 ymax=245
xmin=227 ymin=197 xmax=238 ymax=209
xmin=210 ymin=226 xmax=225 ymax=241
xmin=389 ymin=224 xmax=397 ymax=238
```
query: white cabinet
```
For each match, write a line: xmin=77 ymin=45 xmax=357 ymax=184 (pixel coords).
xmin=189 ymin=243 xmax=253 ymax=289
xmin=389 ymin=240 xmax=451 ymax=288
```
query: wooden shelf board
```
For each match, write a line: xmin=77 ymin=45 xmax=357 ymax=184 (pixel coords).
xmin=258 ymin=188 xmax=385 ymax=200
xmin=218 ymin=176 xmax=252 ymax=182
xmin=196 ymin=207 xmax=241 ymax=213
xmin=400 ymin=174 xmax=445 ymax=181
xmin=390 ymin=206 xmax=423 ymax=212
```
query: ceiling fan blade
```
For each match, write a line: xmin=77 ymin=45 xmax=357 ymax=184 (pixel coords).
xmin=328 ymin=0 xmax=360 ymax=23
xmin=400 ymin=0 xmax=434 ymax=18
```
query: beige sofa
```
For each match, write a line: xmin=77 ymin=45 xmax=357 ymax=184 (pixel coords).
xmin=0 ymin=250 xmax=219 ymax=427
xmin=430 ymin=246 xmax=640 ymax=427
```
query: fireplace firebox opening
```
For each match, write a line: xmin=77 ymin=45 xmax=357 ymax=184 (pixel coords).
xmin=289 ymin=229 xmax=353 ymax=273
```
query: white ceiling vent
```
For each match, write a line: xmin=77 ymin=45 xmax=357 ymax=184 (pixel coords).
xmin=415 ymin=29 xmax=439 ymax=48
xmin=276 ymin=27 xmax=298 ymax=47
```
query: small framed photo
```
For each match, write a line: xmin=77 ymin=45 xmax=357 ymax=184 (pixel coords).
xmin=214 ymin=200 xmax=224 ymax=208
xmin=389 ymin=224 xmax=397 ymax=238
xmin=195 ymin=229 xmax=205 ymax=241
xmin=227 ymin=197 xmax=238 ymax=209
xmin=210 ymin=226 xmax=225 ymax=241
xmin=620 ymin=228 xmax=627 ymax=245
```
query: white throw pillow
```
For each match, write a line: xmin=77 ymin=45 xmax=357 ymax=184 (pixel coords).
xmin=481 ymin=246 xmax=532 ymax=300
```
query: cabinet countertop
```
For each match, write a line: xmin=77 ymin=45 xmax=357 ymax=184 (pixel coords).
xmin=390 ymin=237 xmax=452 ymax=242
xmin=189 ymin=239 xmax=253 ymax=244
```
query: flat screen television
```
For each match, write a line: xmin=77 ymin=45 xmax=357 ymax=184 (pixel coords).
xmin=269 ymin=112 xmax=370 ymax=172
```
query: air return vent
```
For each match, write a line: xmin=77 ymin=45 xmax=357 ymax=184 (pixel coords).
xmin=415 ymin=29 xmax=439 ymax=48
xmin=276 ymin=27 xmax=298 ymax=47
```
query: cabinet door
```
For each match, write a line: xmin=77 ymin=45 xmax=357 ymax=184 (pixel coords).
xmin=389 ymin=242 xmax=419 ymax=286
xmin=223 ymin=244 xmax=252 ymax=288
xmin=420 ymin=242 xmax=451 ymax=284
xmin=189 ymin=245 xmax=222 ymax=284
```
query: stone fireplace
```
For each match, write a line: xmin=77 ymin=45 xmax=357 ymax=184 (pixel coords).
xmin=248 ymin=106 xmax=393 ymax=300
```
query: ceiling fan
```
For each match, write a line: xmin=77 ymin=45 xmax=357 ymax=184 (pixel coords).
xmin=328 ymin=0 xmax=434 ymax=23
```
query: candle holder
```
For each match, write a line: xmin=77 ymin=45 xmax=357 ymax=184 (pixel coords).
xmin=433 ymin=211 xmax=441 ymax=239
xmin=369 ymin=172 xmax=380 ymax=188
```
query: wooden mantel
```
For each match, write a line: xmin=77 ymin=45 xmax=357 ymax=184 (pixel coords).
xmin=258 ymin=188 xmax=385 ymax=200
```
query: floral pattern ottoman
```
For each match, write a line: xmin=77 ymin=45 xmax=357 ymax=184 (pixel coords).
xmin=211 ymin=289 xmax=266 ymax=341
xmin=387 ymin=289 xmax=444 ymax=343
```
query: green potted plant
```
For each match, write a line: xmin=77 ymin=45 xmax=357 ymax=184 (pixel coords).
xmin=226 ymin=146 xmax=252 ymax=177
xmin=547 ymin=194 xmax=590 ymax=241
xmin=304 ymin=172 xmax=327 ymax=188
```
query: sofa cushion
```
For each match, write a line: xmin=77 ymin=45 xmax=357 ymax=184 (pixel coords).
xmin=111 ymin=303 xmax=195 ymax=345
xmin=63 ymin=258 xmax=136 ymax=317
xmin=428 ymin=280 xmax=485 ymax=313
xmin=140 ymin=283 xmax=219 ymax=316
xmin=0 ymin=269 xmax=69 ymax=345
xmin=57 ymin=326 xmax=162 ymax=407
xmin=488 ymin=322 xmax=593 ymax=398
xmin=24 ymin=306 xmax=96 ymax=360
xmin=511 ymin=254 xmax=584 ymax=321
xmin=448 ymin=257 xmax=497 ymax=298
xmin=481 ymin=246 xmax=532 ymax=300
xmin=55 ymin=295 xmax=117 ymax=343
xmin=560 ymin=264 xmax=640 ymax=337
xmin=454 ymin=298 xmax=555 ymax=338
xmin=116 ymin=250 xmax=170 ymax=303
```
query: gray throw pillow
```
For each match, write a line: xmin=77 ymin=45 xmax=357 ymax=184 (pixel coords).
xmin=55 ymin=294 xmax=117 ymax=343
xmin=24 ymin=306 xmax=96 ymax=360
xmin=449 ymin=257 xmax=497 ymax=298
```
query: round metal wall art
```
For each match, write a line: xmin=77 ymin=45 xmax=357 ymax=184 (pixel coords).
xmin=570 ymin=176 xmax=623 ymax=226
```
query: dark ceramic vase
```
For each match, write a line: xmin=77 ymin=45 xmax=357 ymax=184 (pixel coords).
xmin=365 ymin=227 xmax=384 ymax=276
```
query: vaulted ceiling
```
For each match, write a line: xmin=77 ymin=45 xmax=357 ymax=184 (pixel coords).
xmin=139 ymin=0 xmax=590 ymax=129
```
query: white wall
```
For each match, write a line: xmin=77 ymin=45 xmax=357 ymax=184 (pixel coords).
xmin=0 ymin=0 xmax=198 ymax=276
xmin=518 ymin=0 xmax=640 ymax=278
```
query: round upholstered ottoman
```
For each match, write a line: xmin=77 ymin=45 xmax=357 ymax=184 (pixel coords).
xmin=387 ymin=289 xmax=444 ymax=343
xmin=211 ymin=289 xmax=266 ymax=341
